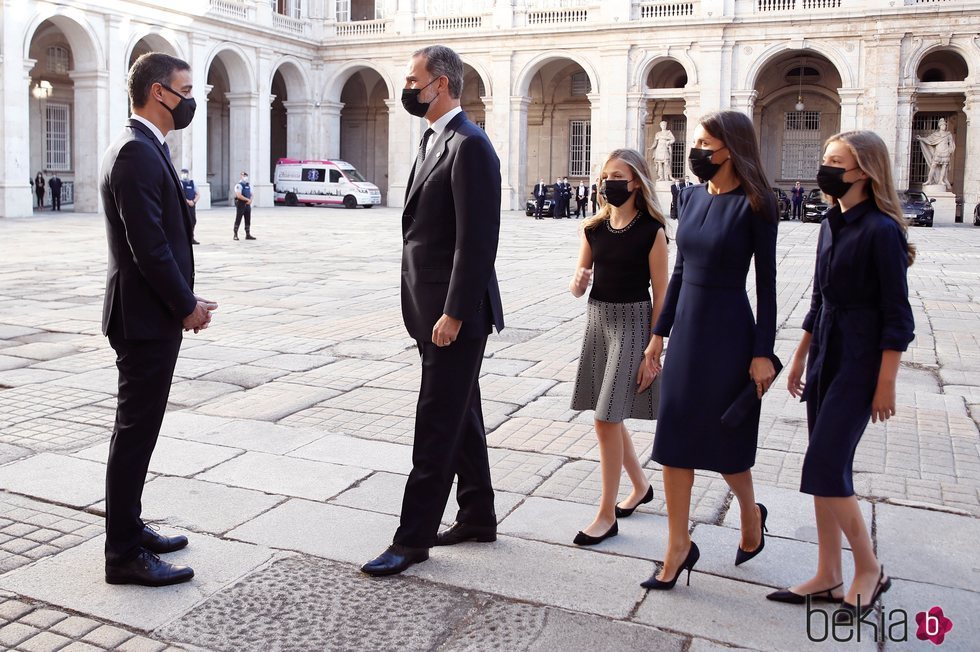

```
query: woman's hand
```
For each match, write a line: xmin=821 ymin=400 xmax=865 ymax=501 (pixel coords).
xmin=871 ymin=378 xmax=896 ymax=423
xmin=749 ymin=356 xmax=776 ymax=399
xmin=569 ymin=267 xmax=592 ymax=297
xmin=786 ymin=355 xmax=806 ymax=398
xmin=637 ymin=336 xmax=663 ymax=394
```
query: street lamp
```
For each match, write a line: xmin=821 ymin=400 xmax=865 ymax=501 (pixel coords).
xmin=32 ymin=80 xmax=53 ymax=101
xmin=794 ymin=57 xmax=805 ymax=112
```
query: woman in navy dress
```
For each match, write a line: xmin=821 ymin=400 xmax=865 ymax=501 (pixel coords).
xmin=568 ymin=148 xmax=669 ymax=546
xmin=770 ymin=131 xmax=914 ymax=618
xmin=643 ymin=111 xmax=778 ymax=590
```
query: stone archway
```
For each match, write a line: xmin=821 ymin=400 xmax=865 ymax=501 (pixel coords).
xmin=338 ymin=69 xmax=390 ymax=203
xmin=205 ymin=46 xmax=254 ymax=204
xmin=643 ymin=58 xmax=690 ymax=184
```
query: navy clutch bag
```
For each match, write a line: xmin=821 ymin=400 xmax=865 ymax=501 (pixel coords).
xmin=720 ymin=354 xmax=784 ymax=428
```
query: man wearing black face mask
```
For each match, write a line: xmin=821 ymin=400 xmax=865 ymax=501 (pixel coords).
xmin=99 ymin=52 xmax=217 ymax=587
xmin=362 ymin=44 xmax=504 ymax=577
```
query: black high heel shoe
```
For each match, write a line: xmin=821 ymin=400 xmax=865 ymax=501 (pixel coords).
xmin=573 ymin=521 xmax=618 ymax=546
xmin=615 ymin=485 xmax=654 ymax=518
xmin=641 ymin=541 xmax=700 ymax=590
xmin=735 ymin=503 xmax=768 ymax=566
xmin=767 ymin=581 xmax=844 ymax=605
xmin=835 ymin=566 xmax=892 ymax=622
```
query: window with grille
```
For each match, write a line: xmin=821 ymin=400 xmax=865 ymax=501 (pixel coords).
xmin=666 ymin=115 xmax=687 ymax=180
xmin=909 ymin=113 xmax=952 ymax=186
xmin=571 ymin=72 xmax=591 ymax=97
xmin=45 ymin=102 xmax=71 ymax=171
xmin=477 ymin=78 xmax=486 ymax=97
xmin=336 ymin=0 xmax=350 ymax=21
xmin=46 ymin=46 xmax=70 ymax=75
xmin=476 ymin=120 xmax=485 ymax=130
xmin=781 ymin=111 xmax=821 ymax=180
xmin=569 ymin=120 xmax=591 ymax=177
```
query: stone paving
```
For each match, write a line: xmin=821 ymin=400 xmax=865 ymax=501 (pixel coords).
xmin=0 ymin=206 xmax=978 ymax=651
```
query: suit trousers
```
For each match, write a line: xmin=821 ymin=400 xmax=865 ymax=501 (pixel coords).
xmin=394 ymin=336 xmax=496 ymax=548
xmin=105 ymin=333 xmax=182 ymax=563
xmin=234 ymin=201 xmax=251 ymax=234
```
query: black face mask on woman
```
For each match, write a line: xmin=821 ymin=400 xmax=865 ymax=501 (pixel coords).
xmin=159 ymin=85 xmax=196 ymax=130
xmin=816 ymin=165 xmax=860 ymax=198
xmin=600 ymin=179 xmax=633 ymax=207
xmin=401 ymin=77 xmax=439 ymax=118
xmin=688 ymin=147 xmax=726 ymax=182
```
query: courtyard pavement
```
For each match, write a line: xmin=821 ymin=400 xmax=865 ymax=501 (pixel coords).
xmin=0 ymin=205 xmax=978 ymax=651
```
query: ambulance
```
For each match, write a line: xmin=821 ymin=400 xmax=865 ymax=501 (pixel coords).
xmin=273 ymin=158 xmax=382 ymax=208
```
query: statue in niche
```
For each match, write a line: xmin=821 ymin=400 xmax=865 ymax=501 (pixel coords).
xmin=648 ymin=120 xmax=675 ymax=181
xmin=917 ymin=117 xmax=955 ymax=190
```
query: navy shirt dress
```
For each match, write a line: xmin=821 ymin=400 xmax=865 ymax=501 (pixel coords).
xmin=651 ymin=184 xmax=778 ymax=474
xmin=800 ymin=199 xmax=915 ymax=497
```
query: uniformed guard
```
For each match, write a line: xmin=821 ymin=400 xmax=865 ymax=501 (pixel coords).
xmin=180 ymin=168 xmax=200 ymax=245
xmin=233 ymin=170 xmax=256 ymax=241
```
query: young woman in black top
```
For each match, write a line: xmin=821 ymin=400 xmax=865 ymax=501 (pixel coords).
xmin=568 ymin=148 xmax=669 ymax=545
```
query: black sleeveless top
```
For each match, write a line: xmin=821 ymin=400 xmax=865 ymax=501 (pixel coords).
xmin=585 ymin=211 xmax=664 ymax=303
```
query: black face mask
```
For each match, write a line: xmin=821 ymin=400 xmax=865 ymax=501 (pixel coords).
xmin=401 ymin=77 xmax=439 ymax=118
xmin=600 ymin=179 xmax=633 ymax=207
xmin=816 ymin=165 xmax=859 ymax=198
xmin=160 ymin=85 xmax=196 ymax=130
xmin=688 ymin=147 xmax=726 ymax=182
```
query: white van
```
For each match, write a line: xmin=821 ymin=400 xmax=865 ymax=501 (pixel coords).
xmin=273 ymin=158 xmax=382 ymax=208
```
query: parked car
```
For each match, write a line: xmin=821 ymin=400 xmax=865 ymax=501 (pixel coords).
xmin=273 ymin=158 xmax=381 ymax=208
xmin=772 ymin=187 xmax=791 ymax=220
xmin=525 ymin=185 xmax=556 ymax=216
xmin=899 ymin=190 xmax=935 ymax=227
xmin=802 ymin=189 xmax=830 ymax=223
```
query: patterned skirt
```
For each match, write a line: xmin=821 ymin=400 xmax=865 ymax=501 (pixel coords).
xmin=571 ymin=298 xmax=660 ymax=423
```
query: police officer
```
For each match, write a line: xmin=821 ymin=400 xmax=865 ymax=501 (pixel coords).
xmin=233 ymin=171 xmax=256 ymax=241
xmin=48 ymin=174 xmax=63 ymax=211
xmin=180 ymin=168 xmax=200 ymax=245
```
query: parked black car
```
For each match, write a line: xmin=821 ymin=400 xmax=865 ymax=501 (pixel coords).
xmin=802 ymin=189 xmax=830 ymax=223
xmin=772 ymin=187 xmax=791 ymax=220
xmin=899 ymin=190 xmax=935 ymax=227
xmin=525 ymin=185 xmax=556 ymax=216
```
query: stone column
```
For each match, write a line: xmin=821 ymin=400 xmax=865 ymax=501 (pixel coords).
xmin=188 ymin=36 xmax=212 ymax=208
xmin=625 ymin=92 xmax=645 ymax=153
xmin=730 ymin=90 xmax=758 ymax=117
xmin=893 ymin=90 xmax=917 ymax=192
xmin=224 ymin=92 xmax=258 ymax=204
xmin=698 ymin=41 xmax=728 ymax=113
xmin=385 ymin=98 xmax=413 ymax=207
xmin=488 ymin=52 xmax=516 ymax=208
xmin=320 ymin=100 xmax=344 ymax=160
xmin=962 ymin=88 xmax=980 ymax=214
xmin=254 ymin=50 xmax=274 ymax=207
xmin=838 ymin=88 xmax=863 ymax=132
xmin=281 ymin=100 xmax=314 ymax=159
xmin=105 ymin=16 xmax=129 ymax=144
xmin=588 ymin=92 xmax=603 ymax=183
xmin=0 ymin=56 xmax=36 ymax=218
xmin=508 ymin=96 xmax=531 ymax=211
xmin=69 ymin=70 xmax=110 ymax=213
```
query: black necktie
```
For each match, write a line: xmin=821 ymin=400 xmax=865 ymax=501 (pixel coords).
xmin=162 ymin=140 xmax=172 ymax=163
xmin=416 ymin=128 xmax=434 ymax=172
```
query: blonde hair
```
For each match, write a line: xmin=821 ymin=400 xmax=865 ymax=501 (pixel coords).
xmin=826 ymin=130 xmax=916 ymax=266
xmin=583 ymin=148 xmax=666 ymax=231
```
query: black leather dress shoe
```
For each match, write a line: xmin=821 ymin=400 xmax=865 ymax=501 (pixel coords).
xmin=141 ymin=526 xmax=188 ymax=554
xmin=435 ymin=522 xmax=497 ymax=546
xmin=105 ymin=549 xmax=194 ymax=587
xmin=360 ymin=544 xmax=429 ymax=577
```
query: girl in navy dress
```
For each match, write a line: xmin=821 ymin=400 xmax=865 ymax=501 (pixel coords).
xmin=643 ymin=111 xmax=778 ymax=589
xmin=569 ymin=148 xmax=670 ymax=545
xmin=770 ymin=131 xmax=914 ymax=619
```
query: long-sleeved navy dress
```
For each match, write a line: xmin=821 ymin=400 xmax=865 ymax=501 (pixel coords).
xmin=800 ymin=199 xmax=914 ymax=496
xmin=651 ymin=184 xmax=778 ymax=473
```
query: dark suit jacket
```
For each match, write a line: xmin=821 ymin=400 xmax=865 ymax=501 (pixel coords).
xmin=533 ymin=183 xmax=546 ymax=199
xmin=101 ymin=119 xmax=196 ymax=340
xmin=402 ymin=111 xmax=504 ymax=341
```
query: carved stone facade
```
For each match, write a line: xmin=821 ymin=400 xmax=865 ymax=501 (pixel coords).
xmin=1 ymin=0 xmax=978 ymax=220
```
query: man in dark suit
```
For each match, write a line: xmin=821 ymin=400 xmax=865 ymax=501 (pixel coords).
xmin=533 ymin=178 xmax=547 ymax=219
xmin=670 ymin=177 xmax=684 ymax=219
xmin=575 ymin=180 xmax=589 ymax=218
xmin=562 ymin=177 xmax=572 ymax=218
xmin=590 ymin=181 xmax=598 ymax=215
xmin=551 ymin=177 xmax=563 ymax=218
xmin=791 ymin=181 xmax=805 ymax=220
xmin=362 ymin=44 xmax=504 ymax=577
xmin=100 ymin=52 xmax=216 ymax=586
xmin=48 ymin=175 xmax=63 ymax=211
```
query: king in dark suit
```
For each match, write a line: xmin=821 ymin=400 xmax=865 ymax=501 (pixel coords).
xmin=362 ymin=45 xmax=505 ymax=576
xmin=100 ymin=53 xmax=216 ymax=586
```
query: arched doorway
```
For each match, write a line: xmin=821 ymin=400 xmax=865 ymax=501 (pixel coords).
xmin=461 ymin=64 xmax=488 ymax=130
xmin=271 ymin=70 xmax=288 ymax=180
xmin=644 ymin=59 xmax=690 ymax=183
xmin=26 ymin=16 xmax=103 ymax=213
xmin=752 ymin=50 xmax=842 ymax=187
xmin=269 ymin=61 xmax=312 ymax=181
xmin=339 ymin=69 xmax=390 ymax=203
xmin=205 ymin=48 xmax=253 ymax=204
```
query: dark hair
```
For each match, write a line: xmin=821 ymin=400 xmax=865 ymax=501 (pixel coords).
xmin=412 ymin=45 xmax=464 ymax=99
xmin=699 ymin=110 xmax=776 ymax=220
xmin=128 ymin=52 xmax=190 ymax=109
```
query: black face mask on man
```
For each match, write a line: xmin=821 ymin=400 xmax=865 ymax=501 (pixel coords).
xmin=159 ymin=85 xmax=196 ymax=131
xmin=401 ymin=77 xmax=440 ymax=118
xmin=688 ymin=147 xmax=726 ymax=182
xmin=600 ymin=179 xmax=633 ymax=207
xmin=816 ymin=165 xmax=860 ymax=198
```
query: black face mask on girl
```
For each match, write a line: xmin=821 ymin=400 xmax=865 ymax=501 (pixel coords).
xmin=600 ymin=179 xmax=633 ymax=207
xmin=688 ymin=147 xmax=726 ymax=182
xmin=816 ymin=165 xmax=860 ymax=198
xmin=159 ymin=85 xmax=196 ymax=130
xmin=401 ymin=77 xmax=439 ymax=118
